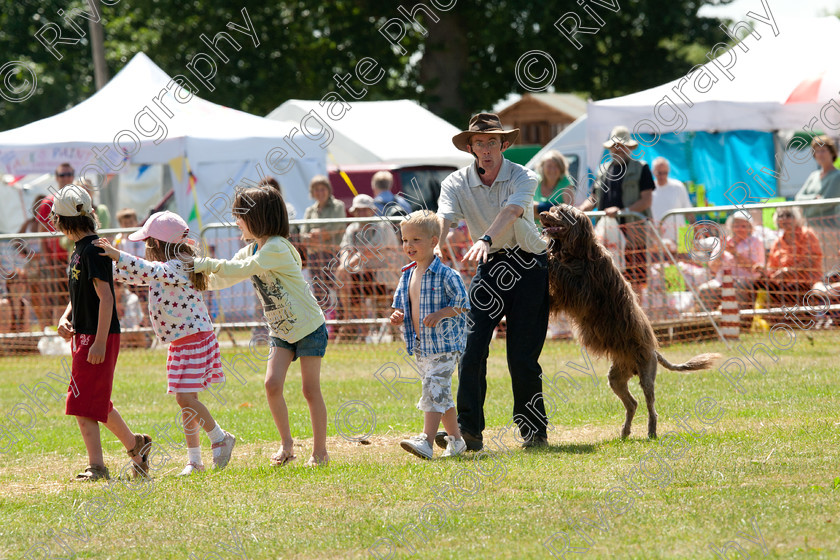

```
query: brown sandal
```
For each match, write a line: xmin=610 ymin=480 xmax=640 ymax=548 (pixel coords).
xmin=126 ymin=433 xmax=153 ymax=477
xmin=270 ymin=448 xmax=296 ymax=466
xmin=74 ymin=464 xmax=110 ymax=482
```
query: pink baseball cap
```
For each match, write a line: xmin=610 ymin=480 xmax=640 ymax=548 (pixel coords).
xmin=128 ymin=211 xmax=189 ymax=243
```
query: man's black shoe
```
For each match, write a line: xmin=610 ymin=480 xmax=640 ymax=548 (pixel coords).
xmin=522 ymin=434 xmax=549 ymax=449
xmin=434 ymin=431 xmax=448 ymax=449
xmin=462 ymin=431 xmax=483 ymax=451
xmin=434 ymin=430 xmax=483 ymax=451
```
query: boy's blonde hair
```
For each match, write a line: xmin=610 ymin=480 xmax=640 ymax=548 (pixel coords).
xmin=401 ymin=210 xmax=439 ymax=239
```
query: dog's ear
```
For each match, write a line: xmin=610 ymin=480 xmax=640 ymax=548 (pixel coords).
xmin=557 ymin=204 xmax=580 ymax=228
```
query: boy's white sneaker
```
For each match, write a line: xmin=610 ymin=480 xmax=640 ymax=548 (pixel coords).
xmin=400 ymin=434 xmax=433 ymax=460
xmin=212 ymin=432 xmax=236 ymax=469
xmin=177 ymin=462 xmax=206 ymax=476
xmin=441 ymin=435 xmax=466 ymax=458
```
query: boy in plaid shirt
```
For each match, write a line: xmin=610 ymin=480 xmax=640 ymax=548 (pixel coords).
xmin=390 ymin=211 xmax=470 ymax=459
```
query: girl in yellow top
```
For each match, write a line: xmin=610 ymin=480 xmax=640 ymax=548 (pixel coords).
xmin=194 ymin=186 xmax=329 ymax=467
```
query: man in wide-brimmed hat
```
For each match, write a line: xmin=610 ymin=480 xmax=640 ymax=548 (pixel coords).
xmin=580 ymin=125 xmax=655 ymax=289
xmin=434 ymin=112 xmax=550 ymax=452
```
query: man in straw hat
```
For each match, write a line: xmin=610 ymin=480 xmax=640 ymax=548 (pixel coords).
xmin=580 ymin=125 xmax=655 ymax=289
xmin=433 ymin=113 xmax=550 ymax=451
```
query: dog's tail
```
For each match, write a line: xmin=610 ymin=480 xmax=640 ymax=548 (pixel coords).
xmin=656 ymin=352 xmax=722 ymax=371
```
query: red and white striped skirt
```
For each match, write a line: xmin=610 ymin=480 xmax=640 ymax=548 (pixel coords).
xmin=166 ymin=331 xmax=224 ymax=393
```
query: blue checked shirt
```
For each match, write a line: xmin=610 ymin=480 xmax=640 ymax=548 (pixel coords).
xmin=392 ymin=256 xmax=470 ymax=356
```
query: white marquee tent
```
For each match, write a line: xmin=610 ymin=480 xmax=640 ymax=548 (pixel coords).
xmin=586 ymin=16 xmax=840 ymax=175
xmin=267 ymin=99 xmax=472 ymax=168
xmin=0 ymin=52 xmax=326 ymax=231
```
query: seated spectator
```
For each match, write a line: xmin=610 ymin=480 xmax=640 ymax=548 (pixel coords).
xmin=747 ymin=208 xmax=779 ymax=251
xmin=372 ymin=170 xmax=411 ymax=217
xmin=755 ymin=207 xmax=823 ymax=307
xmin=115 ymin=284 xmax=144 ymax=328
xmin=114 ymin=284 xmax=152 ymax=348
xmin=443 ymin=221 xmax=470 ymax=267
xmin=113 ymin=208 xmax=146 ymax=257
xmin=811 ymin=250 xmax=840 ymax=320
xmin=299 ymin=175 xmax=346 ymax=271
xmin=533 ymin=150 xmax=574 ymax=223
xmin=18 ymin=195 xmax=47 ymax=234
xmin=651 ymin=157 xmax=695 ymax=247
xmin=6 ymin=196 xmax=49 ymax=331
xmin=696 ymin=211 xmax=764 ymax=311
xmin=335 ymin=194 xmax=403 ymax=341
xmin=30 ymin=188 xmax=69 ymax=329
xmin=112 ymin=207 xmax=153 ymax=330
xmin=795 ymin=134 xmax=840 ymax=271
xmin=0 ymin=238 xmax=32 ymax=333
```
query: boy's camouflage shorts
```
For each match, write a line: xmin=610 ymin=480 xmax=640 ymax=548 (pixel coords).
xmin=414 ymin=351 xmax=459 ymax=413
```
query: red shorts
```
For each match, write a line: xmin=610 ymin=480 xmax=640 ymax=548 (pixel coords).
xmin=65 ymin=333 xmax=120 ymax=423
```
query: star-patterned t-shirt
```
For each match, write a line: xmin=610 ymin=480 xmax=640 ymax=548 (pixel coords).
xmin=69 ymin=235 xmax=120 ymax=335
xmin=113 ymin=252 xmax=214 ymax=344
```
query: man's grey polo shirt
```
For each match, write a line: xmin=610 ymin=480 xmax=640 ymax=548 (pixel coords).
xmin=438 ymin=159 xmax=539 ymax=253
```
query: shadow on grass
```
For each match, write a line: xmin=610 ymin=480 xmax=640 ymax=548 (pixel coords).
xmin=609 ymin=435 xmax=658 ymax=445
xmin=518 ymin=443 xmax=599 ymax=455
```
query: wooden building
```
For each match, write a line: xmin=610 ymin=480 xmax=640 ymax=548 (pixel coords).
xmin=497 ymin=93 xmax=587 ymax=146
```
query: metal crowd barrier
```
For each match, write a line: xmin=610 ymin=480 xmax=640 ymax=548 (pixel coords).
xmin=654 ymin=198 xmax=840 ymax=340
xmin=8 ymin=199 xmax=838 ymax=356
xmin=0 ymin=228 xmax=157 ymax=355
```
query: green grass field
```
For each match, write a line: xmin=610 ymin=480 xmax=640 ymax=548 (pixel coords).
xmin=1 ymin=330 xmax=838 ymax=559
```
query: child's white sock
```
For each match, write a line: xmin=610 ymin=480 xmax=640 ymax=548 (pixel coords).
xmin=207 ymin=423 xmax=225 ymax=445
xmin=187 ymin=447 xmax=202 ymax=465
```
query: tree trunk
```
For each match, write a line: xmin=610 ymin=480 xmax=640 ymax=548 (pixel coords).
xmin=88 ymin=0 xmax=109 ymax=90
xmin=418 ymin=11 xmax=469 ymax=126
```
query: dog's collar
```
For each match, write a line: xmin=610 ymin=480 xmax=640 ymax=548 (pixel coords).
xmin=542 ymin=226 xmax=565 ymax=233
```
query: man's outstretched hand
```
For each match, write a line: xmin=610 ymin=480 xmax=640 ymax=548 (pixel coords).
xmin=462 ymin=240 xmax=489 ymax=264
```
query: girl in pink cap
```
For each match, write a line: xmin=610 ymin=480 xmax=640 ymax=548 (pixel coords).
xmin=95 ymin=211 xmax=236 ymax=476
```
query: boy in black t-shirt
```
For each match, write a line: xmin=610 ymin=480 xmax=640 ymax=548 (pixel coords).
xmin=51 ymin=184 xmax=153 ymax=481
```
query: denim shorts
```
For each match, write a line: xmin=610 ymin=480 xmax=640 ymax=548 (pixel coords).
xmin=268 ymin=323 xmax=328 ymax=361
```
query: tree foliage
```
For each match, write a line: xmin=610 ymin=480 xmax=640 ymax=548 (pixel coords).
xmin=0 ymin=0 xmax=731 ymax=131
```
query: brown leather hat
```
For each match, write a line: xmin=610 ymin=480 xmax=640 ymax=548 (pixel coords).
xmin=452 ymin=113 xmax=520 ymax=152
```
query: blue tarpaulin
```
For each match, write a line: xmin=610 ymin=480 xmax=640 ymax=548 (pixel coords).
xmin=600 ymin=130 xmax=777 ymax=206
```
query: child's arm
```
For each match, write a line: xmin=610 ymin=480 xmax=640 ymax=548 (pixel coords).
xmin=195 ymin=240 xmax=298 ymax=291
xmin=89 ymin=278 xmax=113 ymax=365
xmin=57 ymin=302 xmax=74 ymax=340
xmin=389 ymin=309 xmax=404 ymax=325
xmin=94 ymin=238 xmax=187 ymax=287
xmin=390 ymin=277 xmax=406 ymax=325
xmin=93 ymin=237 xmax=120 ymax=261
xmin=423 ymin=270 xmax=470 ymax=327
xmin=422 ymin=306 xmax=464 ymax=327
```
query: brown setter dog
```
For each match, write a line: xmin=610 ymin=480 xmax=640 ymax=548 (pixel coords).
xmin=539 ymin=204 xmax=720 ymax=439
